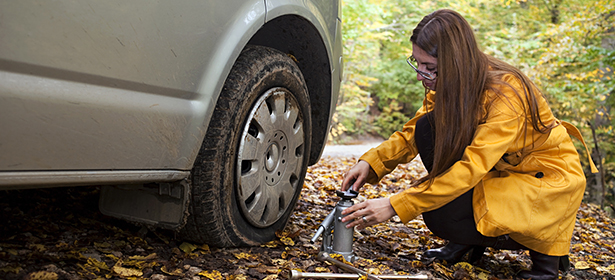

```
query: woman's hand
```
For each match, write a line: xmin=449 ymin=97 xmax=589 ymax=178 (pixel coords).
xmin=341 ymin=197 xmax=397 ymax=230
xmin=341 ymin=160 xmax=375 ymax=192
xmin=340 ymin=160 xmax=393 ymax=229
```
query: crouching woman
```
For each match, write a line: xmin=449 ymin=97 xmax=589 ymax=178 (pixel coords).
xmin=340 ymin=9 xmax=597 ymax=280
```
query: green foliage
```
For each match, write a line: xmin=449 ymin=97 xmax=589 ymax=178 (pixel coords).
xmin=330 ymin=0 xmax=383 ymax=143
xmin=374 ymin=101 xmax=409 ymax=138
xmin=523 ymin=1 xmax=615 ymax=207
xmin=334 ymin=0 xmax=615 ymax=204
xmin=333 ymin=0 xmax=435 ymax=140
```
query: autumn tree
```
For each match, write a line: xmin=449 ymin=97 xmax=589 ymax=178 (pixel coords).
xmin=334 ymin=0 xmax=615 ymax=211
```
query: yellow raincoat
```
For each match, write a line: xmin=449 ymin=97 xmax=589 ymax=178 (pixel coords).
xmin=360 ymin=74 xmax=597 ymax=256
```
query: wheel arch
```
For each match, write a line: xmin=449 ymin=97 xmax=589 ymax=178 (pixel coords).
xmin=247 ymin=15 xmax=337 ymax=165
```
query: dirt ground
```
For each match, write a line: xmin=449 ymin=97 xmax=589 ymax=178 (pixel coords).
xmin=1 ymin=156 xmax=614 ymax=280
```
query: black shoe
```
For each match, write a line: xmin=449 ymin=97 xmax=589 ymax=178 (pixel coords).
xmin=469 ymin=246 xmax=486 ymax=263
xmin=559 ymin=255 xmax=570 ymax=272
xmin=423 ymin=242 xmax=483 ymax=264
xmin=517 ymin=250 xmax=561 ymax=280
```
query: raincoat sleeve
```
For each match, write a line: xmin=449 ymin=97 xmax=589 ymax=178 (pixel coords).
xmin=358 ymin=92 xmax=434 ymax=184
xmin=388 ymin=89 xmax=527 ymax=223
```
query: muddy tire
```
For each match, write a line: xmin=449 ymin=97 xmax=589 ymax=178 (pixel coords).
xmin=179 ymin=46 xmax=312 ymax=247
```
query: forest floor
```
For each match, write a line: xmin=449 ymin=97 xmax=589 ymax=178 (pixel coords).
xmin=1 ymin=155 xmax=614 ymax=280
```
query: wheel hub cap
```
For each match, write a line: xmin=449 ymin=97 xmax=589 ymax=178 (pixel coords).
xmin=236 ymin=88 xmax=305 ymax=228
xmin=265 ymin=143 xmax=279 ymax=172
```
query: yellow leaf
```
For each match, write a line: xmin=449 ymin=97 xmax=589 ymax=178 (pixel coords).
xmin=330 ymin=253 xmax=351 ymax=264
xmin=129 ymin=253 xmax=157 ymax=260
xmin=26 ymin=271 xmax=58 ymax=280
xmin=0 ymin=266 xmax=22 ymax=274
xmin=112 ymin=265 xmax=143 ymax=277
xmin=409 ymin=260 xmax=423 ymax=268
xmin=366 ymin=267 xmax=382 ymax=275
xmin=161 ymin=266 xmax=184 ymax=276
xmin=596 ymin=264 xmax=614 ymax=273
xmin=199 ymin=244 xmax=211 ymax=253
xmin=261 ymin=241 xmax=278 ymax=248
xmin=355 ymin=80 xmax=371 ymax=87
xmin=199 ymin=270 xmax=224 ymax=280
xmin=572 ymin=243 xmax=584 ymax=252
xmin=179 ymin=242 xmax=198 ymax=254
xmin=433 ymin=262 xmax=452 ymax=278
xmin=104 ymin=254 xmax=120 ymax=261
xmin=87 ymin=258 xmax=109 ymax=271
xmin=234 ymin=252 xmax=253 ymax=260
xmin=574 ymin=261 xmax=591 ymax=270
xmin=477 ymin=271 xmax=490 ymax=280
xmin=453 ymin=261 xmax=473 ymax=270
xmin=280 ymin=237 xmax=295 ymax=246
xmin=271 ymin=259 xmax=288 ymax=266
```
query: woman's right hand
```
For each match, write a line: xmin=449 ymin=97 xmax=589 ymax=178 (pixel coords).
xmin=341 ymin=160 xmax=375 ymax=192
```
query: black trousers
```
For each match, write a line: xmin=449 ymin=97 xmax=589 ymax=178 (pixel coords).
xmin=415 ymin=112 xmax=498 ymax=246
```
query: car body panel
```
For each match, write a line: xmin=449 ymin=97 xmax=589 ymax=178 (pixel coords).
xmin=0 ymin=1 xmax=266 ymax=172
xmin=0 ymin=0 xmax=341 ymax=188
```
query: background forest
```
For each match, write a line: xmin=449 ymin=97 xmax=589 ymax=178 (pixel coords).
xmin=330 ymin=0 xmax=615 ymax=212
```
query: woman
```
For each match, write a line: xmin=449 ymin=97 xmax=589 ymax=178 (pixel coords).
xmin=340 ymin=9 xmax=597 ymax=280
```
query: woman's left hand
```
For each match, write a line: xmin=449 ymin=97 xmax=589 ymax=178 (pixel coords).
xmin=341 ymin=197 xmax=397 ymax=230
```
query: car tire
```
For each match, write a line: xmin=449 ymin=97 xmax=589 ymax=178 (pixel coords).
xmin=179 ymin=45 xmax=312 ymax=247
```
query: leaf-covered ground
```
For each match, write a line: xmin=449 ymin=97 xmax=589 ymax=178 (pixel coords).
xmin=1 ymin=156 xmax=614 ymax=280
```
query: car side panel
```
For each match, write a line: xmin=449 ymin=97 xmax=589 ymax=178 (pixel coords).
xmin=0 ymin=1 xmax=265 ymax=172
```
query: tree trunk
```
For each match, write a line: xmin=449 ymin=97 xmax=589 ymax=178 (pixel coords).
xmin=588 ymin=121 xmax=605 ymax=207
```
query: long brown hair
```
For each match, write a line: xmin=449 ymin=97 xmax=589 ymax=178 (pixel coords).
xmin=410 ymin=9 xmax=553 ymax=186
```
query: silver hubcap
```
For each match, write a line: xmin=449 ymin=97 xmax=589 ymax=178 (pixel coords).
xmin=236 ymin=87 xmax=305 ymax=228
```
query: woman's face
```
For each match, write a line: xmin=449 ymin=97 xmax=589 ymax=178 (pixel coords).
xmin=411 ymin=44 xmax=438 ymax=91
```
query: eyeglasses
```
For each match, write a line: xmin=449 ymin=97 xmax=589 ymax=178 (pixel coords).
xmin=406 ymin=56 xmax=437 ymax=81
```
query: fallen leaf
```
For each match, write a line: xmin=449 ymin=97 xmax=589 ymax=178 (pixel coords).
xmin=161 ymin=265 xmax=183 ymax=276
xmin=179 ymin=242 xmax=198 ymax=254
xmin=112 ymin=265 xmax=143 ymax=277
xmin=575 ymin=261 xmax=592 ymax=270
xmin=280 ymin=237 xmax=295 ymax=246
xmin=128 ymin=252 xmax=157 ymax=260
xmin=199 ymin=270 xmax=224 ymax=280
xmin=234 ymin=252 xmax=258 ymax=261
xmin=0 ymin=266 xmax=23 ymax=274
xmin=25 ymin=271 xmax=58 ymax=280
xmin=87 ymin=257 xmax=109 ymax=271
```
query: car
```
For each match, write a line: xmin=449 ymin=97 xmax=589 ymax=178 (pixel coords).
xmin=0 ymin=0 xmax=342 ymax=247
